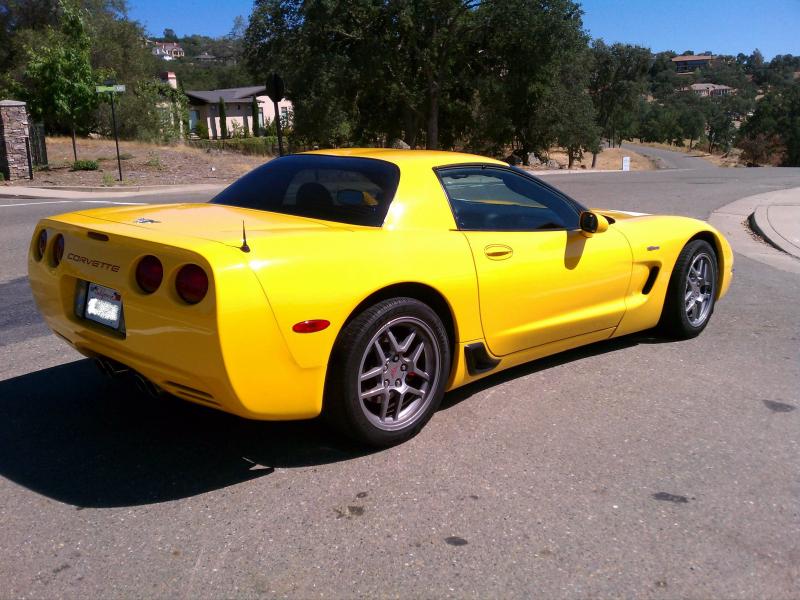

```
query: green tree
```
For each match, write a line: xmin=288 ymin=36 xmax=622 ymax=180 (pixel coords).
xmin=589 ymin=40 xmax=652 ymax=147
xmin=22 ymin=0 xmax=98 ymax=160
xmin=705 ymin=98 xmax=734 ymax=154
xmin=468 ymin=0 xmax=589 ymax=163
xmin=244 ymin=0 xmax=480 ymax=149
xmin=218 ymin=97 xmax=227 ymax=139
xmin=739 ymin=83 xmax=800 ymax=166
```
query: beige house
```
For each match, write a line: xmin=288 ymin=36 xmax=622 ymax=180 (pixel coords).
xmin=151 ymin=41 xmax=185 ymax=60
xmin=688 ymin=83 xmax=734 ymax=97
xmin=185 ymin=86 xmax=293 ymax=139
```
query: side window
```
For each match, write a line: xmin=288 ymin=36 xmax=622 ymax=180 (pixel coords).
xmin=437 ymin=167 xmax=579 ymax=231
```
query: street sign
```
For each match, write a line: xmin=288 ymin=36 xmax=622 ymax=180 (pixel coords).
xmin=264 ymin=73 xmax=284 ymax=102
xmin=95 ymin=85 xmax=126 ymax=93
xmin=95 ymin=83 xmax=126 ymax=181
xmin=265 ymin=73 xmax=286 ymax=156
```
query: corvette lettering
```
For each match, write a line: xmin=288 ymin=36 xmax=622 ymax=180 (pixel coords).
xmin=67 ymin=253 xmax=120 ymax=272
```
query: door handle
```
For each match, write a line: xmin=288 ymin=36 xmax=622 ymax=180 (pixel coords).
xmin=484 ymin=244 xmax=513 ymax=260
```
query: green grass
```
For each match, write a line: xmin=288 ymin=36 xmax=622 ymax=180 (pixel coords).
xmin=71 ymin=160 xmax=99 ymax=171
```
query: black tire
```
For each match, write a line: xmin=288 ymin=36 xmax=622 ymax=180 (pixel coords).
xmin=324 ymin=297 xmax=451 ymax=447
xmin=659 ymin=239 xmax=718 ymax=340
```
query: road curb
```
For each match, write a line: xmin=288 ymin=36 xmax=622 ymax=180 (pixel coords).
xmin=22 ymin=183 xmax=230 ymax=193
xmin=0 ymin=183 xmax=226 ymax=200
xmin=709 ymin=187 xmax=800 ymax=275
xmin=748 ymin=205 xmax=800 ymax=259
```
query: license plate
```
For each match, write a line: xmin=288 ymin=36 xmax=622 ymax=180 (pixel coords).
xmin=84 ymin=283 xmax=123 ymax=329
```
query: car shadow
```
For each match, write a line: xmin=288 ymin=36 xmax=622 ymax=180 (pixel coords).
xmin=0 ymin=333 xmax=668 ymax=508
xmin=440 ymin=333 xmax=667 ymax=410
xmin=0 ymin=359 xmax=370 ymax=508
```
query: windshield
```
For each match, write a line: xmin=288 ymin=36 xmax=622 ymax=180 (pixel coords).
xmin=211 ymin=154 xmax=401 ymax=227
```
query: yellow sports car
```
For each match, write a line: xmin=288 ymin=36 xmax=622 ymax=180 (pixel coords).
xmin=28 ymin=149 xmax=733 ymax=446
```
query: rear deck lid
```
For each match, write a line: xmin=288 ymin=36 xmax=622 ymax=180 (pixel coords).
xmin=73 ymin=203 xmax=345 ymax=248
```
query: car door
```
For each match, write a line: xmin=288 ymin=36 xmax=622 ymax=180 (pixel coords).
xmin=437 ymin=165 xmax=633 ymax=357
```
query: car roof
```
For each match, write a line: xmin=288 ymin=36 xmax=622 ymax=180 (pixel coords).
xmin=303 ymin=148 xmax=507 ymax=169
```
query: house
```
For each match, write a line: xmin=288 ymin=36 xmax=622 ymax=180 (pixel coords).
xmin=185 ymin=86 xmax=293 ymax=138
xmin=689 ymin=83 xmax=734 ymax=97
xmin=672 ymin=54 xmax=717 ymax=74
xmin=151 ymin=41 xmax=185 ymax=60
xmin=196 ymin=51 xmax=218 ymax=63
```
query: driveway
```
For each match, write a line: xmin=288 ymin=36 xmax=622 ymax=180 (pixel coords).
xmin=622 ymin=142 xmax=718 ymax=170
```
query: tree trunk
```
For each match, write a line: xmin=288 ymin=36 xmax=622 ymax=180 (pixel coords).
xmin=403 ymin=108 xmax=418 ymax=148
xmin=591 ymin=152 xmax=598 ymax=168
xmin=71 ymin=126 xmax=77 ymax=162
xmin=568 ymin=149 xmax=575 ymax=169
xmin=689 ymin=137 xmax=693 ymax=150
xmin=520 ymin=144 xmax=530 ymax=166
xmin=426 ymin=82 xmax=439 ymax=150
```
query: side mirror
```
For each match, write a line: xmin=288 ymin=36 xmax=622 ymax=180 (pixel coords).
xmin=580 ymin=211 xmax=609 ymax=235
xmin=337 ymin=189 xmax=366 ymax=206
xmin=336 ymin=189 xmax=380 ymax=207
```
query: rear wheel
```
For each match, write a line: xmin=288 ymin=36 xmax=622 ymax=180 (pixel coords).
xmin=324 ymin=298 xmax=450 ymax=447
xmin=659 ymin=239 xmax=718 ymax=339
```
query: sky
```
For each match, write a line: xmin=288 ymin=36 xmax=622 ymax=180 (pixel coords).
xmin=128 ymin=0 xmax=800 ymax=59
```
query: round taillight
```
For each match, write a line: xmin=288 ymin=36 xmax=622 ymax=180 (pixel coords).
xmin=52 ymin=234 xmax=65 ymax=266
xmin=35 ymin=229 xmax=47 ymax=261
xmin=135 ymin=255 xmax=163 ymax=294
xmin=175 ymin=264 xmax=208 ymax=304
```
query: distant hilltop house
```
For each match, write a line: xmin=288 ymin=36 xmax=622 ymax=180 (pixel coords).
xmin=149 ymin=41 xmax=185 ymax=61
xmin=184 ymin=85 xmax=293 ymax=139
xmin=688 ymin=83 xmax=735 ymax=97
xmin=195 ymin=51 xmax=218 ymax=63
xmin=672 ymin=54 xmax=717 ymax=73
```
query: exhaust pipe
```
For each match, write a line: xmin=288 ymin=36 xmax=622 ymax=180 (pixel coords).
xmin=94 ymin=357 xmax=130 ymax=378
xmin=132 ymin=372 xmax=163 ymax=398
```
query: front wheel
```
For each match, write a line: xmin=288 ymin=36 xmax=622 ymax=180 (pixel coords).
xmin=324 ymin=298 xmax=451 ymax=447
xmin=659 ymin=239 xmax=718 ymax=339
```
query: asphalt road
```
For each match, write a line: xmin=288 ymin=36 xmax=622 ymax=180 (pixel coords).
xmin=1 ymin=157 xmax=799 ymax=599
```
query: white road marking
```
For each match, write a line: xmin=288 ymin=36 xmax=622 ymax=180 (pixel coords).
xmin=0 ymin=200 xmax=147 ymax=208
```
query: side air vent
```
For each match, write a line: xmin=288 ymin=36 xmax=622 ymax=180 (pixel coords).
xmin=642 ymin=266 xmax=660 ymax=295
xmin=464 ymin=342 xmax=501 ymax=375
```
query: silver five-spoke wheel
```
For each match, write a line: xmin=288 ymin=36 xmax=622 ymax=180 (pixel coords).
xmin=684 ymin=252 xmax=715 ymax=327
xmin=659 ymin=239 xmax=718 ymax=340
xmin=358 ymin=316 xmax=440 ymax=431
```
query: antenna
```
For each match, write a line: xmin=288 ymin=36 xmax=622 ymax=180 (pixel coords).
xmin=240 ymin=220 xmax=250 ymax=253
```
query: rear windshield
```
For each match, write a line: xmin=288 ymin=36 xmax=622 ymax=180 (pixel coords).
xmin=211 ymin=154 xmax=401 ymax=227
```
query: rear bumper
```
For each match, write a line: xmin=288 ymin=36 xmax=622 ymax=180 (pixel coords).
xmin=27 ymin=217 xmax=326 ymax=421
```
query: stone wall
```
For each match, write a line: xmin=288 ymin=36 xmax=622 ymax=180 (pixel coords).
xmin=0 ymin=100 xmax=32 ymax=181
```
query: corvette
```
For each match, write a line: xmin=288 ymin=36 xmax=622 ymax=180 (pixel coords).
xmin=28 ymin=149 xmax=733 ymax=446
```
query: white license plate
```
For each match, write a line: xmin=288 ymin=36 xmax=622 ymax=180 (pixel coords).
xmin=85 ymin=283 xmax=123 ymax=329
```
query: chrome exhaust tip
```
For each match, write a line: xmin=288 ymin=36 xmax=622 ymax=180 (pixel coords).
xmin=94 ymin=357 xmax=130 ymax=378
xmin=132 ymin=372 xmax=162 ymax=398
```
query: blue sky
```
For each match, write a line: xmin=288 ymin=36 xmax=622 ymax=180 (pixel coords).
xmin=128 ymin=0 xmax=800 ymax=59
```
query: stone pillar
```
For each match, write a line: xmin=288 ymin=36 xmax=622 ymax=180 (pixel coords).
xmin=0 ymin=100 xmax=32 ymax=181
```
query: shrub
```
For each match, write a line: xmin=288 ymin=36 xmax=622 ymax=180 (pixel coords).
xmin=186 ymin=136 xmax=280 ymax=156
xmin=145 ymin=154 xmax=163 ymax=168
xmin=0 ymin=172 xmax=5 ymax=181
xmin=194 ymin=122 xmax=209 ymax=139
xmin=71 ymin=160 xmax=99 ymax=171
xmin=119 ymin=153 xmax=134 ymax=160
xmin=102 ymin=173 xmax=116 ymax=186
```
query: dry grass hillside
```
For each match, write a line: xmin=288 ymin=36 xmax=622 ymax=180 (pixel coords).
xmin=17 ymin=137 xmax=269 ymax=187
